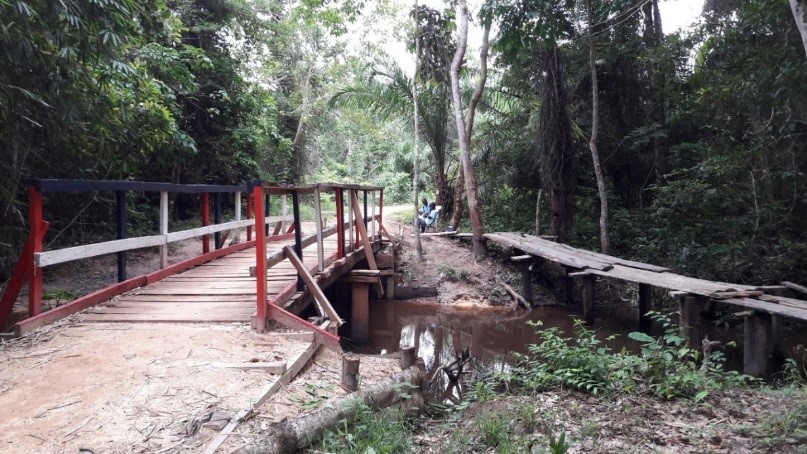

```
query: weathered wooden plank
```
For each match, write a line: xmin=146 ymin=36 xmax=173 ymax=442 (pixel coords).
xmin=114 ymin=295 xmax=255 ymax=303
xmin=81 ymin=312 xmax=252 ymax=322
xmin=36 ymin=235 xmax=165 ymax=267
xmin=483 ymin=232 xmax=612 ymax=271
xmin=782 ymin=281 xmax=807 ymax=297
xmin=757 ymin=294 xmax=807 ymax=310
xmin=723 ymin=298 xmax=807 ymax=321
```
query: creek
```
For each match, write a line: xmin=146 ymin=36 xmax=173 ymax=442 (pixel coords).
xmin=345 ymin=300 xmax=806 ymax=403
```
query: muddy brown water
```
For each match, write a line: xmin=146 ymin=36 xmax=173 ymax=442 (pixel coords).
xmin=344 ymin=300 xmax=806 ymax=403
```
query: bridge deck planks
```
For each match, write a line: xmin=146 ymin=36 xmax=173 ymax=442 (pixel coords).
xmin=84 ymin=233 xmax=341 ymax=323
xmin=484 ymin=231 xmax=807 ymax=323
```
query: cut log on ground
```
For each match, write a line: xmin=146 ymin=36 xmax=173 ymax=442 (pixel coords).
xmin=233 ymin=366 xmax=426 ymax=454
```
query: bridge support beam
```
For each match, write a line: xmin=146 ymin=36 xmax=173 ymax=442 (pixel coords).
xmin=350 ymin=281 xmax=370 ymax=344
xmin=678 ymin=295 xmax=703 ymax=349
xmin=638 ymin=283 xmax=652 ymax=333
xmin=744 ymin=311 xmax=772 ymax=378
xmin=581 ymin=274 xmax=595 ymax=326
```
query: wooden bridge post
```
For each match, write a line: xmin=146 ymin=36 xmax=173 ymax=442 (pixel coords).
xmin=27 ymin=185 xmax=44 ymax=317
xmin=335 ymin=189 xmax=344 ymax=258
xmin=233 ymin=191 xmax=241 ymax=245
xmin=363 ymin=190 xmax=368 ymax=229
xmin=291 ymin=190 xmax=304 ymax=291
xmin=510 ymin=254 xmax=533 ymax=305
xmin=252 ymin=184 xmax=267 ymax=331
xmin=281 ymin=195 xmax=287 ymax=232
xmin=563 ymin=266 xmax=576 ymax=305
xmin=378 ymin=189 xmax=384 ymax=228
xmin=761 ymin=287 xmax=788 ymax=360
xmin=581 ymin=274 xmax=595 ymax=326
xmin=314 ymin=187 xmax=324 ymax=272
xmin=201 ymin=192 xmax=210 ymax=254
xmin=638 ymin=283 xmax=652 ymax=333
xmin=213 ymin=193 xmax=221 ymax=250
xmin=744 ymin=311 xmax=772 ymax=378
xmin=159 ymin=191 xmax=168 ymax=268
xmin=350 ymin=281 xmax=370 ymax=344
xmin=678 ymin=295 xmax=702 ymax=348
xmin=115 ymin=190 xmax=127 ymax=282
xmin=246 ymin=191 xmax=253 ymax=241
xmin=370 ymin=191 xmax=376 ymax=239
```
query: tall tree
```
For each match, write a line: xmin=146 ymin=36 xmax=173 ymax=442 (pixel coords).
xmin=413 ymin=0 xmax=424 ymax=261
xmin=449 ymin=0 xmax=490 ymax=257
xmin=587 ymin=0 xmax=610 ymax=253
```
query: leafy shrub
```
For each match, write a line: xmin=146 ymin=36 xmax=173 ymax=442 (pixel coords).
xmin=628 ymin=312 xmax=756 ymax=400
xmin=504 ymin=314 xmax=755 ymax=401
xmin=508 ymin=320 xmax=637 ymax=395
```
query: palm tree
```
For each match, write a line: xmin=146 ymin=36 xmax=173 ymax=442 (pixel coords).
xmin=328 ymin=55 xmax=453 ymax=207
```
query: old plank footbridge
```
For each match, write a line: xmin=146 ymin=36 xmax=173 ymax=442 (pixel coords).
xmin=483 ymin=232 xmax=807 ymax=377
xmin=2 ymin=179 xmax=807 ymax=380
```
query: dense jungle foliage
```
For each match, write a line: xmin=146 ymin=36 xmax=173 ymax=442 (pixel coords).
xmin=1 ymin=0 xmax=805 ymax=288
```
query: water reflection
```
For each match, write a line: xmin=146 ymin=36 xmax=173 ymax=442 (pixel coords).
xmin=351 ymin=300 xmax=806 ymax=401
xmin=364 ymin=301 xmax=641 ymax=402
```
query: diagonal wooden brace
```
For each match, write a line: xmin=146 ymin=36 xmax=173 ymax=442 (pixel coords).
xmin=350 ymin=191 xmax=385 ymax=297
xmin=283 ymin=246 xmax=343 ymax=326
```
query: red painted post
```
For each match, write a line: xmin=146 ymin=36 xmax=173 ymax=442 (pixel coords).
xmin=246 ymin=192 xmax=253 ymax=241
xmin=335 ymin=188 xmax=344 ymax=258
xmin=28 ymin=186 xmax=43 ymax=317
xmin=201 ymin=192 xmax=210 ymax=254
xmin=379 ymin=189 xmax=384 ymax=227
xmin=253 ymin=184 xmax=267 ymax=331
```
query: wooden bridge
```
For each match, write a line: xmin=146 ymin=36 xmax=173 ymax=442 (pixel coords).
xmin=0 ymin=180 xmax=395 ymax=350
xmin=484 ymin=232 xmax=807 ymax=377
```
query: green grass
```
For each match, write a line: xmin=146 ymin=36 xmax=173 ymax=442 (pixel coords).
xmin=320 ymin=401 xmax=412 ymax=453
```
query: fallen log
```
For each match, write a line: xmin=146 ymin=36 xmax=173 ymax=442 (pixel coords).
xmin=234 ymin=366 xmax=425 ymax=454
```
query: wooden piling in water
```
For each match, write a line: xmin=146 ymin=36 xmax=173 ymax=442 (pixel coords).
xmin=744 ymin=311 xmax=772 ymax=378
xmin=678 ymin=295 xmax=702 ymax=348
xmin=350 ymin=281 xmax=370 ymax=344
xmin=638 ymin=283 xmax=652 ymax=333
xmin=581 ymin=274 xmax=595 ymax=326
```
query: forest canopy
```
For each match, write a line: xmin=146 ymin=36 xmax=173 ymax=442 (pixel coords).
xmin=1 ymin=0 xmax=805 ymax=286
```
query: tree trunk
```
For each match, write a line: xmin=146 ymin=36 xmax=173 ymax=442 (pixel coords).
xmin=449 ymin=0 xmax=489 ymax=257
xmin=534 ymin=188 xmax=543 ymax=234
xmin=412 ymin=0 xmax=423 ymax=262
xmin=587 ymin=0 xmax=610 ymax=254
xmin=234 ymin=366 xmax=425 ymax=454
xmin=449 ymin=164 xmax=464 ymax=231
xmin=790 ymin=0 xmax=807 ymax=60
xmin=539 ymin=46 xmax=576 ymax=244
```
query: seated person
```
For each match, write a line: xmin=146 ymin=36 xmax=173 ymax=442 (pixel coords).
xmin=418 ymin=198 xmax=430 ymax=218
xmin=418 ymin=202 xmax=438 ymax=232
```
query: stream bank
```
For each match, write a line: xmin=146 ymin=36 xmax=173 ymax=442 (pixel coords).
xmin=320 ymin=216 xmax=807 ymax=453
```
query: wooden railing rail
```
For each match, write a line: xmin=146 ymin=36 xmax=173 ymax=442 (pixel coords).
xmin=15 ymin=179 xmax=295 ymax=321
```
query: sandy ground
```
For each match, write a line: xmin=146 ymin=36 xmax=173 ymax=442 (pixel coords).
xmin=0 ymin=214 xmax=415 ymax=453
